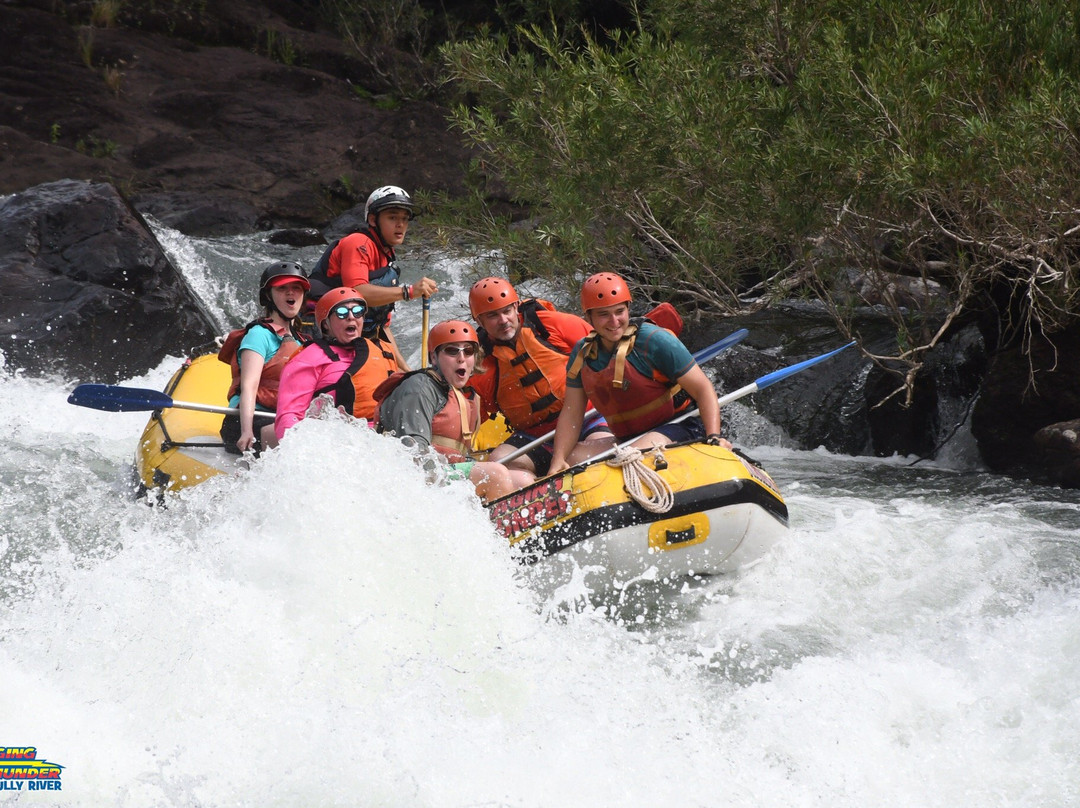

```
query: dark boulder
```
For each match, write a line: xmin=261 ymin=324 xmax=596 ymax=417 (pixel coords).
xmin=1032 ymin=419 xmax=1080 ymax=488
xmin=691 ymin=302 xmax=988 ymax=459
xmin=0 ymin=179 xmax=219 ymax=381
xmin=972 ymin=323 xmax=1080 ymax=485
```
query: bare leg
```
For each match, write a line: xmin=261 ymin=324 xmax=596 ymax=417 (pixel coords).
xmin=565 ymin=431 xmax=616 ymax=466
xmin=488 ymin=442 xmax=537 ymax=487
xmin=628 ymin=430 xmax=670 ymax=451
xmin=470 ymin=461 xmax=517 ymax=503
xmin=259 ymin=422 xmax=279 ymax=449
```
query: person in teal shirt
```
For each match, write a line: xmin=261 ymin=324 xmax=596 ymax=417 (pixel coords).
xmin=218 ymin=262 xmax=309 ymax=453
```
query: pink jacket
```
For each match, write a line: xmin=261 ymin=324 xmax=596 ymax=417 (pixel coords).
xmin=274 ymin=342 xmax=353 ymax=440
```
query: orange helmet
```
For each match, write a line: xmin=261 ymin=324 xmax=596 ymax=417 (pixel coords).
xmin=469 ymin=277 xmax=519 ymax=318
xmin=428 ymin=320 xmax=479 ymax=352
xmin=315 ymin=287 xmax=367 ymax=325
xmin=581 ymin=272 xmax=632 ymax=312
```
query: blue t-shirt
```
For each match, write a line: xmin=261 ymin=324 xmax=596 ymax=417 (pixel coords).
xmin=228 ymin=324 xmax=285 ymax=408
xmin=565 ymin=321 xmax=695 ymax=388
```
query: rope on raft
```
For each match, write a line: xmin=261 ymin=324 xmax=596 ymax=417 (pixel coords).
xmin=606 ymin=445 xmax=674 ymax=513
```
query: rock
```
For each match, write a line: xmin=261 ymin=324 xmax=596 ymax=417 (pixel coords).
xmin=133 ymin=191 xmax=262 ymax=237
xmin=266 ymin=227 xmax=326 ymax=247
xmin=1033 ymin=419 xmax=1080 ymax=487
xmin=972 ymin=323 xmax=1080 ymax=484
xmin=0 ymin=3 xmax=472 ymax=233
xmin=0 ymin=179 xmax=219 ymax=381
xmin=692 ymin=302 xmax=874 ymax=455
xmin=690 ymin=301 xmax=989 ymax=459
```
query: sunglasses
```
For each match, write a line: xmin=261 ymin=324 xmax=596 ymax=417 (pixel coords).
xmin=332 ymin=304 xmax=367 ymax=320
xmin=440 ymin=345 xmax=477 ymax=358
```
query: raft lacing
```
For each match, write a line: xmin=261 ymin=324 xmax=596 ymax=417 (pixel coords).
xmin=606 ymin=445 xmax=674 ymax=513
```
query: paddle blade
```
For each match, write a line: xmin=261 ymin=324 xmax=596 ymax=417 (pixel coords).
xmin=68 ymin=384 xmax=173 ymax=413
xmin=754 ymin=341 xmax=856 ymax=391
xmin=693 ymin=328 xmax=749 ymax=365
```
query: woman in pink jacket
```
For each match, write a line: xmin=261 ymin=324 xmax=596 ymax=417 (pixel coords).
xmin=273 ymin=288 xmax=397 ymax=443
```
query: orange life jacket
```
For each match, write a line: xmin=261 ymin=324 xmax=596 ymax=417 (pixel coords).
xmin=218 ymin=319 xmax=303 ymax=410
xmin=314 ymin=336 xmax=398 ymax=420
xmin=373 ymin=369 xmax=481 ymax=462
xmin=476 ymin=299 xmax=573 ymax=436
xmin=568 ymin=323 xmax=691 ymax=439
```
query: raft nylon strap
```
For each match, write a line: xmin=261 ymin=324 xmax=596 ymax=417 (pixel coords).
xmin=613 ymin=333 xmax=633 ymax=389
xmin=451 ymin=386 xmax=474 ymax=443
xmin=606 ymin=445 xmax=674 ymax=514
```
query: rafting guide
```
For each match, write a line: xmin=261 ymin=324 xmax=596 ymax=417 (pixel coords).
xmin=0 ymin=746 xmax=64 ymax=791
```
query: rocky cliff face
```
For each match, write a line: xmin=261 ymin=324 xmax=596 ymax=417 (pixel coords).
xmin=0 ymin=1 xmax=472 ymax=234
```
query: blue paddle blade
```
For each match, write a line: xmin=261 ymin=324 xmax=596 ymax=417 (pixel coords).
xmin=68 ymin=384 xmax=174 ymax=413
xmin=754 ymin=341 xmax=856 ymax=390
xmin=692 ymin=328 xmax=749 ymax=364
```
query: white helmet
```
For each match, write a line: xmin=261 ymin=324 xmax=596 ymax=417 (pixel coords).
xmin=364 ymin=185 xmax=414 ymax=219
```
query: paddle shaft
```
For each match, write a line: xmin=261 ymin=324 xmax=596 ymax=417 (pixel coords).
xmin=420 ymin=296 xmax=431 ymax=368
xmin=495 ymin=328 xmax=750 ymax=464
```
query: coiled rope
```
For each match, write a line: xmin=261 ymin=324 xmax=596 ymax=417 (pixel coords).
xmin=606 ymin=445 xmax=674 ymax=513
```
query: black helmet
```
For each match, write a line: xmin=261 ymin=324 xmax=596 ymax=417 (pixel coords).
xmin=258 ymin=261 xmax=310 ymax=308
xmin=365 ymin=185 xmax=415 ymax=220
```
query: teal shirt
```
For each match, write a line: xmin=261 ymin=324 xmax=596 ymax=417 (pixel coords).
xmin=227 ymin=324 xmax=284 ymax=409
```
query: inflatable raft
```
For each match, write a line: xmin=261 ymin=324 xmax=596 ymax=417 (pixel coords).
xmin=132 ymin=354 xmax=245 ymax=496
xmin=487 ymin=443 xmax=788 ymax=578
xmin=125 ymin=355 xmax=789 ymax=577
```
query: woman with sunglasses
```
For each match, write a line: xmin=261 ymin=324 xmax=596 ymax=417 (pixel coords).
xmin=374 ymin=320 xmax=516 ymax=503
xmin=273 ymin=287 xmax=398 ymax=443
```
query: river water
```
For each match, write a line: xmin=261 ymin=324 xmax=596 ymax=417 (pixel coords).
xmin=1 ymin=224 xmax=1078 ymax=807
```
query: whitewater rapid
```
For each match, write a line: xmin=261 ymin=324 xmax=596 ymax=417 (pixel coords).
xmin=1 ymin=224 xmax=1078 ymax=807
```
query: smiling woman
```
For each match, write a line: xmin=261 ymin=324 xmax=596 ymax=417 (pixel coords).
xmin=548 ymin=272 xmax=727 ymax=475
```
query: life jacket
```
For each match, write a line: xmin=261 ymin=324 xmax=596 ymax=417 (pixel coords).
xmin=374 ymin=369 xmax=481 ymax=462
xmin=475 ymin=298 xmax=573 ymax=436
xmin=217 ymin=319 xmax=303 ymax=410
xmin=567 ymin=321 xmax=691 ymax=439
xmin=308 ymin=225 xmax=400 ymax=337
xmin=313 ymin=335 xmax=398 ymax=420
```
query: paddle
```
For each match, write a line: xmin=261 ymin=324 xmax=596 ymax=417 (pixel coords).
xmin=496 ymin=327 xmax=750 ymax=464
xmin=420 ymin=295 xmax=431 ymax=368
xmin=67 ymin=384 xmax=274 ymax=419
xmin=556 ymin=340 xmax=857 ymax=471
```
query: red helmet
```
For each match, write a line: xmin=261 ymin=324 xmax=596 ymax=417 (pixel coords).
xmin=258 ymin=261 xmax=310 ymax=308
xmin=469 ymin=277 xmax=519 ymax=318
xmin=315 ymin=287 xmax=367 ymax=325
xmin=581 ymin=272 xmax=632 ymax=312
xmin=428 ymin=320 xmax=479 ymax=352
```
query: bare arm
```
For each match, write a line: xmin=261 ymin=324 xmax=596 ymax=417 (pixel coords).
xmin=548 ymin=385 xmax=588 ymax=475
xmin=236 ymin=349 xmax=267 ymax=451
xmin=677 ymin=363 xmax=724 ymax=440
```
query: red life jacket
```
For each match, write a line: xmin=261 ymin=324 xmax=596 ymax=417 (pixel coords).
xmin=373 ymin=369 xmax=481 ymax=461
xmin=476 ymin=299 xmax=573 ymax=436
xmin=314 ymin=336 xmax=398 ymax=420
xmin=569 ymin=323 xmax=691 ymax=439
xmin=217 ymin=319 xmax=303 ymax=410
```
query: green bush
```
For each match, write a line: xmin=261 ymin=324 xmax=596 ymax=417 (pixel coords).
xmin=439 ymin=0 xmax=1080 ymax=396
